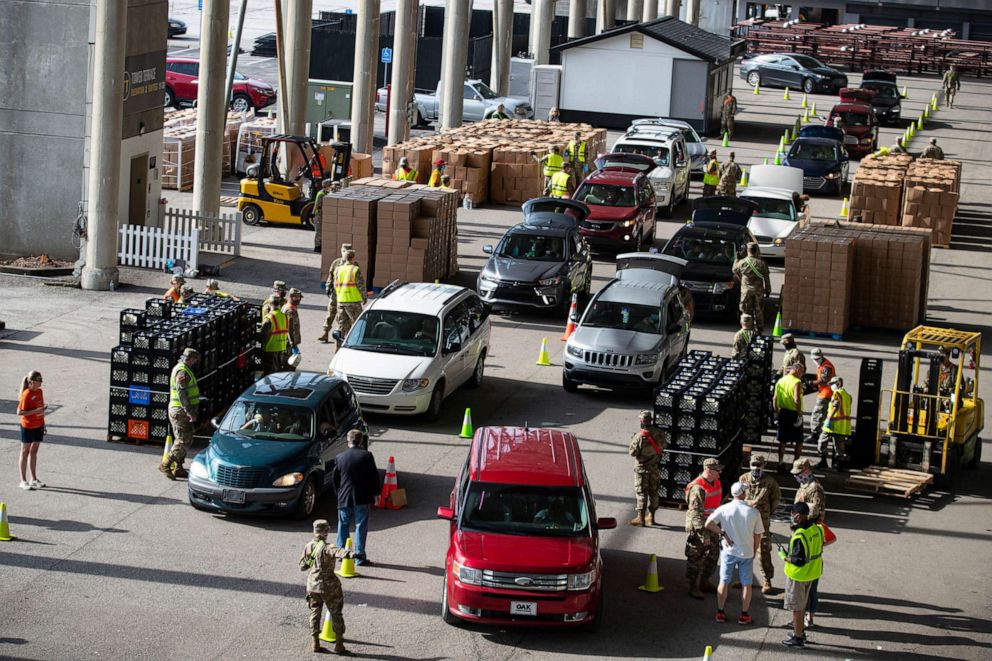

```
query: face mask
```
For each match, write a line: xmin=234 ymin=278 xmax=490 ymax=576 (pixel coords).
xmin=830 ymin=384 xmax=839 ymax=392
xmin=791 ymin=514 xmax=801 ymax=526
xmin=751 ymin=469 xmax=763 ymax=479
xmin=795 ymin=472 xmax=813 ymax=485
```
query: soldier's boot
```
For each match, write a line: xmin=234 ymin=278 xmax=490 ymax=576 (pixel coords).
xmin=645 ymin=510 xmax=656 ymax=526
xmin=762 ymin=579 xmax=775 ymax=595
xmin=629 ymin=509 xmax=645 ymax=526
xmin=317 ymin=331 xmax=329 ymax=343
xmin=688 ymin=578 xmax=704 ymax=600
xmin=311 ymin=634 xmax=323 ymax=653
xmin=700 ymin=579 xmax=719 ymax=594
xmin=173 ymin=466 xmax=189 ymax=479
xmin=158 ymin=462 xmax=176 ymax=480
xmin=815 ymin=453 xmax=829 ymax=470
xmin=332 ymin=638 xmax=347 ymax=655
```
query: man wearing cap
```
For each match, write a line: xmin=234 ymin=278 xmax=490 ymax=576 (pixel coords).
xmin=716 ymin=152 xmax=742 ymax=197
xmin=313 ymin=178 xmax=333 ymax=252
xmin=261 ymin=296 xmax=291 ymax=375
xmin=299 ymin=519 xmax=353 ymax=654
xmin=721 ymin=92 xmax=738 ymax=138
xmin=740 ymin=454 xmax=781 ymax=594
xmin=203 ymin=279 xmax=233 ymax=298
xmin=780 ymin=502 xmax=824 ymax=648
xmin=793 ymin=457 xmax=828 ymax=630
xmin=282 ymin=288 xmax=304 ymax=371
xmin=532 ymin=146 xmax=564 ymax=196
xmin=809 ymin=348 xmax=836 ymax=468
xmin=333 ymin=250 xmax=367 ymax=349
xmin=921 ymin=138 xmax=944 ymax=160
xmin=162 ymin=348 xmax=200 ymax=480
xmin=780 ymin=333 xmax=806 ymax=373
xmin=628 ymin=410 xmax=666 ymax=527
xmin=819 ymin=376 xmax=853 ymax=470
xmin=394 ymin=156 xmax=418 ymax=182
xmin=684 ymin=457 xmax=723 ymax=599
xmin=732 ymin=314 xmax=755 ymax=360
xmin=163 ymin=275 xmax=185 ymax=302
xmin=318 ymin=244 xmax=352 ymax=343
xmin=428 ymin=160 xmax=446 ymax=187
xmin=705 ymin=481 xmax=763 ymax=624
xmin=177 ymin=284 xmax=196 ymax=308
xmin=549 ymin=161 xmax=576 ymax=199
xmin=732 ymin=243 xmax=771 ymax=334
xmin=702 ymin=150 xmax=720 ymax=197
xmin=774 ymin=363 xmax=806 ymax=474
xmin=262 ymin=280 xmax=288 ymax=317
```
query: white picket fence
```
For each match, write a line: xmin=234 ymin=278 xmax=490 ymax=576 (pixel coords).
xmin=162 ymin=208 xmax=241 ymax=257
xmin=118 ymin=224 xmax=200 ymax=271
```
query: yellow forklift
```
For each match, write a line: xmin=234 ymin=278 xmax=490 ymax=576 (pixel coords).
xmin=876 ymin=326 xmax=983 ymax=487
xmin=237 ymin=135 xmax=350 ymax=227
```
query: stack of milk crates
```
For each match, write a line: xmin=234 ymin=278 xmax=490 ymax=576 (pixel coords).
xmin=742 ymin=334 xmax=775 ymax=445
xmin=108 ymin=295 xmax=260 ymax=445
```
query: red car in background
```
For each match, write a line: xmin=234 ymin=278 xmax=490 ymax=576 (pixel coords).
xmin=571 ymin=153 xmax=658 ymax=251
xmin=827 ymin=89 xmax=879 ymax=159
xmin=165 ymin=58 xmax=276 ymax=113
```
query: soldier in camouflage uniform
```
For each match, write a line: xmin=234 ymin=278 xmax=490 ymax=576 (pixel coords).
xmin=318 ymin=243 xmax=352 ymax=343
xmin=262 ymin=280 xmax=288 ymax=318
xmin=921 ymin=138 xmax=944 ymax=160
xmin=732 ymin=314 xmax=755 ymax=360
xmin=628 ymin=410 xmax=666 ymax=527
xmin=300 ymin=519 xmax=353 ymax=654
xmin=162 ymin=348 xmax=199 ymax=480
xmin=780 ymin=333 xmax=807 ymax=373
xmin=282 ymin=288 xmax=303 ymax=371
xmin=739 ymin=454 xmax=781 ymax=594
xmin=732 ymin=243 xmax=771 ymax=334
xmin=716 ymin=152 xmax=743 ymax=197
xmin=685 ymin=457 xmax=723 ymax=599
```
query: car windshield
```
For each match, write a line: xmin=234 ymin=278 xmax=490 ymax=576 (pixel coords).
xmin=614 ymin=143 xmax=669 ymax=166
xmin=791 ymin=55 xmax=826 ymax=69
xmin=475 ymin=81 xmax=499 ymax=100
xmin=574 ymin=184 xmax=636 ymax=207
xmin=742 ymin=196 xmax=796 ymax=222
xmin=462 ymin=484 xmax=590 ymax=537
xmin=344 ymin=310 xmax=439 ymax=356
xmin=863 ymin=83 xmax=898 ymax=99
xmin=220 ymin=401 xmax=313 ymax=441
xmin=791 ymin=142 xmax=839 ymax=161
xmin=234 ymin=71 xmax=247 ymax=81
xmin=834 ymin=111 xmax=870 ymax=127
xmin=582 ymin=301 xmax=661 ymax=333
xmin=664 ymin=233 xmax=739 ymax=264
xmin=498 ymin=233 xmax=565 ymax=260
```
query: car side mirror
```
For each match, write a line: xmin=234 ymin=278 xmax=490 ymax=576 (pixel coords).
xmin=474 ymin=94 xmax=482 ymax=101
xmin=331 ymin=330 xmax=343 ymax=342
xmin=595 ymin=517 xmax=617 ymax=530
xmin=444 ymin=340 xmax=462 ymax=354
xmin=210 ymin=416 xmax=220 ymax=429
xmin=437 ymin=506 xmax=455 ymax=520
xmin=483 ymin=244 xmax=494 ymax=254
xmin=699 ymin=137 xmax=707 ymax=143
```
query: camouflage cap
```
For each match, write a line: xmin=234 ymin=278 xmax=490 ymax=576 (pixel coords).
xmin=703 ymin=458 xmax=723 ymax=471
xmin=180 ymin=284 xmax=195 ymax=296
xmin=779 ymin=333 xmax=795 ymax=344
xmin=750 ymin=454 xmax=766 ymax=468
xmin=340 ymin=243 xmax=353 ymax=256
xmin=272 ymin=280 xmax=288 ymax=292
xmin=181 ymin=347 xmax=200 ymax=359
xmin=791 ymin=458 xmax=812 ymax=474
xmin=638 ymin=410 xmax=653 ymax=422
xmin=205 ymin=278 xmax=220 ymax=290
xmin=288 ymin=287 xmax=303 ymax=297
xmin=741 ymin=313 xmax=754 ymax=323
xmin=313 ymin=519 xmax=330 ymax=536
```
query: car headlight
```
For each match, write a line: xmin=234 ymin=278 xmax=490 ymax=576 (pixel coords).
xmin=621 ymin=219 xmax=635 ymax=227
xmin=712 ymin=281 xmax=735 ymax=294
xmin=824 ymin=170 xmax=841 ymax=180
xmin=273 ymin=472 xmax=304 ymax=487
xmin=401 ymin=378 xmax=430 ymax=392
xmin=891 ymin=104 xmax=901 ymax=113
xmin=515 ymin=106 xmax=527 ymax=116
xmin=479 ymin=273 xmax=499 ymax=285
xmin=567 ymin=568 xmax=597 ymax=591
xmin=539 ymin=276 xmax=561 ymax=287
xmin=773 ymin=238 xmax=786 ymax=246
xmin=634 ymin=353 xmax=657 ymax=365
xmin=190 ymin=461 xmax=209 ymax=480
xmin=861 ymin=137 xmax=873 ymax=144
xmin=453 ymin=561 xmax=482 ymax=586
xmin=566 ymin=343 xmax=583 ymax=358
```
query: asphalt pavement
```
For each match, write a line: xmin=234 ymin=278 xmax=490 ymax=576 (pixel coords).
xmin=1 ymin=69 xmax=991 ymax=660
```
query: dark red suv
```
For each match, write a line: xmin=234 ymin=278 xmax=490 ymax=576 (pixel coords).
xmin=165 ymin=57 xmax=276 ymax=113
xmin=437 ymin=426 xmax=616 ymax=629
xmin=572 ymin=153 xmax=658 ymax=251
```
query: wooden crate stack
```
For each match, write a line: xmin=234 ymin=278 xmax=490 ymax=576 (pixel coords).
xmin=782 ymin=230 xmax=855 ymax=336
xmin=900 ymin=159 xmax=962 ymax=248
xmin=848 ymin=154 xmax=911 ymax=226
xmin=162 ymin=129 xmax=197 ymax=191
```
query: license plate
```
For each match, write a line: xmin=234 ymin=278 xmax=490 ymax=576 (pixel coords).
xmin=510 ymin=601 xmax=537 ymax=616
xmin=222 ymin=489 xmax=246 ymax=504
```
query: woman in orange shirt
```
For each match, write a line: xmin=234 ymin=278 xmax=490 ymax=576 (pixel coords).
xmin=16 ymin=370 xmax=47 ymax=490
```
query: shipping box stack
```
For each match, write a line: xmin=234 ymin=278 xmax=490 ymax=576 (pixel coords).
xmin=108 ymin=296 xmax=260 ymax=445
xmin=782 ymin=230 xmax=856 ymax=336
xmin=320 ymin=186 xmax=393 ymax=285
xmin=162 ymin=129 xmax=197 ymax=191
xmin=350 ymin=152 xmax=374 ymax=179
xmin=848 ymin=154 xmax=911 ymax=226
xmin=900 ymin=159 xmax=962 ymax=247
xmin=490 ymin=148 xmax=545 ymax=204
xmin=432 ymin=148 xmax=492 ymax=205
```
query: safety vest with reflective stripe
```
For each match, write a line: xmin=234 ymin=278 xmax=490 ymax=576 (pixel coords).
xmin=168 ymin=362 xmax=200 ymax=409
xmin=549 ymin=171 xmax=571 ymax=198
xmin=428 ymin=169 xmax=442 ymax=187
xmin=822 ymin=387 xmax=853 ymax=436
xmin=775 ymin=374 xmax=802 ymax=412
xmin=784 ymin=523 xmax=824 ymax=582
xmin=685 ymin=476 xmax=722 ymax=515
xmin=816 ymin=358 xmax=835 ymax=399
xmin=703 ymin=158 xmax=720 ymax=186
xmin=543 ymin=153 xmax=564 ymax=177
xmin=566 ymin=140 xmax=587 ymax=163
xmin=334 ymin=264 xmax=363 ymax=303
xmin=395 ymin=167 xmax=418 ymax=182
xmin=263 ymin=309 xmax=289 ymax=353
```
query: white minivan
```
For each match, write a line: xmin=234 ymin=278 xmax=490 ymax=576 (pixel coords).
xmin=328 ymin=282 xmax=491 ymax=419
xmin=612 ymin=122 xmax=692 ymax=217
xmin=739 ymin=164 xmax=805 ymax=258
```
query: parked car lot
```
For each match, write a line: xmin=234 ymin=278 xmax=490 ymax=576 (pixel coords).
xmin=740 ymin=52 xmax=848 ymax=93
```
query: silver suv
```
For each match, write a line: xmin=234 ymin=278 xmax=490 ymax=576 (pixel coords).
xmin=563 ymin=254 xmax=693 ymax=392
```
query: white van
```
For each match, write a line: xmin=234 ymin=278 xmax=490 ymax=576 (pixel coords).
xmin=612 ymin=122 xmax=692 ymax=216
xmin=739 ymin=164 xmax=805 ymax=258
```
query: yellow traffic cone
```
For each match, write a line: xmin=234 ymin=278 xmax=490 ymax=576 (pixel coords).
xmin=902 ymin=85 xmax=908 ymax=98
xmin=721 ymin=132 xmax=729 ymax=148
xmin=917 ymin=116 xmax=924 ymax=130
xmin=791 ymin=126 xmax=798 ymax=141
xmin=773 ymin=151 xmax=782 ymax=166
xmin=931 ymin=93 xmax=938 ymax=110
xmin=763 ymin=157 xmax=769 ymax=165
xmin=703 ymin=645 xmax=714 ymax=660
xmin=801 ymin=93 xmax=808 ymax=108
xmin=335 ymin=538 xmax=359 ymax=578
xmin=753 ymin=82 xmax=760 ymax=95
xmin=638 ymin=554 xmax=664 ymax=593
xmin=783 ymin=129 xmax=790 ymax=145
xmin=783 ymin=87 xmax=790 ymax=101
xmin=840 ymin=197 xmax=850 ymax=217
xmin=924 ymin=105 xmax=930 ymax=119
xmin=772 ymin=310 xmax=783 ymax=338
xmin=0 ymin=502 xmax=16 ymax=541
xmin=459 ymin=408 xmax=474 ymax=439
xmin=162 ymin=435 xmax=174 ymax=470
xmin=811 ymin=101 xmax=816 ymax=115
xmin=318 ymin=606 xmax=337 ymax=643
xmin=536 ymin=338 xmax=551 ymax=366
xmin=803 ymin=108 xmax=810 ymax=122
xmin=740 ymin=168 xmax=748 ymax=186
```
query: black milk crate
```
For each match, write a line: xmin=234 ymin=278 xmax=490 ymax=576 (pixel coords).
xmin=152 ymin=333 xmax=184 ymax=354
xmin=654 ymin=409 xmax=675 ymax=428
xmin=131 ymin=369 xmax=151 ymax=386
xmin=687 ymin=349 xmax=712 ymax=361
xmin=150 ymin=390 xmax=169 ymax=407
xmin=108 ymin=418 xmax=127 ymax=436
xmin=151 ymin=353 xmax=172 ymax=371
xmin=673 ymin=411 xmax=698 ymax=431
xmin=132 ymin=332 xmax=153 ymax=350
xmin=111 ymin=345 xmax=133 ymax=366
xmin=131 ymin=350 xmax=151 ymax=368
xmin=694 ymin=433 xmax=722 ymax=452
xmin=673 ymin=466 xmax=693 ymax=485
xmin=673 ymin=430 xmax=696 ymax=450
xmin=120 ymin=308 xmax=147 ymax=330
xmin=111 ymin=366 xmax=130 ymax=387
xmin=150 ymin=422 xmax=170 ymax=443
xmin=128 ymin=404 xmax=149 ymax=420
xmin=109 ymin=398 xmax=129 ymax=418
xmin=145 ymin=298 xmax=173 ymax=319
xmin=149 ymin=405 xmax=169 ymax=422
xmin=120 ymin=328 xmax=140 ymax=345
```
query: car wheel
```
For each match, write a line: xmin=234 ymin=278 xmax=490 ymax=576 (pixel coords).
xmin=967 ymin=436 xmax=983 ymax=469
xmin=241 ymin=204 xmax=263 ymax=226
xmin=803 ymin=78 xmax=815 ymax=94
xmin=292 ymin=476 xmax=319 ymax=520
xmin=441 ymin=573 xmax=459 ymax=625
xmin=563 ymin=372 xmax=579 ymax=393
xmin=164 ymin=86 xmax=176 ymax=108
xmin=424 ymin=381 xmax=445 ymax=421
xmin=467 ymin=351 xmax=486 ymax=388
xmin=746 ymin=71 xmax=761 ymax=88
xmin=230 ymin=93 xmax=252 ymax=114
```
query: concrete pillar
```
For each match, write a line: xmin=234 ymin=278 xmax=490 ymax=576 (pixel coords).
xmin=440 ymin=0 xmax=470 ymax=130
xmin=284 ymin=0 xmax=313 ymax=136
xmin=387 ymin=0 xmax=417 ymax=144
xmin=491 ymin=0 xmax=513 ymax=95
xmin=81 ymin=0 xmax=128 ymax=291
xmin=596 ymin=0 xmax=616 ymax=33
xmin=192 ymin=0 xmax=230 ymax=217
xmin=532 ymin=0 xmax=554 ymax=65
xmin=664 ymin=0 xmax=680 ymax=19
xmin=643 ymin=0 xmax=658 ymax=22
xmin=685 ymin=0 xmax=699 ymax=25
xmin=224 ymin=0 xmax=249 ymax=107
xmin=351 ymin=0 xmax=380 ymax=154
xmin=627 ymin=0 xmax=643 ymax=21
xmin=568 ymin=0 xmax=587 ymax=38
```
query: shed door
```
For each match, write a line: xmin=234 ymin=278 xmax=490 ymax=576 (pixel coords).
xmin=670 ymin=59 xmax=707 ymax=120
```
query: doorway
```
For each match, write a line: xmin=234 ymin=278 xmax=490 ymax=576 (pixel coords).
xmin=129 ymin=154 xmax=149 ymax=226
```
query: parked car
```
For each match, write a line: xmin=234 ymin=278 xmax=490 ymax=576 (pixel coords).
xmin=328 ymin=282 xmax=491 ymax=420
xmin=437 ymin=425 xmax=616 ymax=629
xmin=376 ymin=79 xmax=533 ymax=126
xmin=739 ymin=164 xmax=805 ymax=258
xmin=826 ymin=98 xmax=878 ymax=159
xmin=187 ymin=372 xmax=366 ymax=518
xmin=572 ymin=154 xmax=657 ymax=251
xmin=783 ymin=133 xmax=849 ymax=195
xmin=627 ymin=118 xmax=709 ymax=172
xmin=478 ymin=199 xmax=594 ymax=312
xmin=612 ymin=123 xmax=691 ymax=216
xmin=165 ymin=58 xmax=277 ymax=112
xmin=859 ymin=78 xmax=903 ymax=125
xmin=251 ymin=32 xmax=277 ymax=57
xmin=740 ymin=53 xmax=848 ymax=94
xmin=662 ymin=197 xmax=759 ymax=317
xmin=563 ymin=253 xmax=692 ymax=391
xmin=168 ymin=18 xmax=187 ymax=37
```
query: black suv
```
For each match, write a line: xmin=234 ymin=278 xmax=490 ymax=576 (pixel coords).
xmin=477 ymin=198 xmax=594 ymax=313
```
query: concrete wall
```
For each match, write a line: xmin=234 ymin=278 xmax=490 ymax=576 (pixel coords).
xmin=697 ymin=0 xmax=735 ymax=36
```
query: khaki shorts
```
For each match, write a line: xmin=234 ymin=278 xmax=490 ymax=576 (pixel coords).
xmin=783 ymin=577 xmax=813 ymax=612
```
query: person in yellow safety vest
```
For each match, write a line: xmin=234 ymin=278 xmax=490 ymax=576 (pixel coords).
xmin=779 ymin=502 xmax=824 ymax=649
xmin=773 ymin=362 xmax=806 ymax=475
xmin=532 ymin=146 xmax=564 ymax=196
xmin=162 ymin=347 xmax=200 ymax=480
xmin=204 ymin=278 xmax=236 ymax=299
xmin=428 ymin=159 xmax=446 ymax=187
xmin=817 ymin=377 xmax=853 ymax=471
xmin=702 ymin=149 xmax=720 ymax=197
xmin=394 ymin=157 xmax=418 ymax=182
xmin=549 ymin=162 xmax=575 ymax=199
xmin=566 ymin=131 xmax=588 ymax=176
xmin=333 ymin=250 xmax=367 ymax=350
xmin=261 ymin=304 xmax=291 ymax=376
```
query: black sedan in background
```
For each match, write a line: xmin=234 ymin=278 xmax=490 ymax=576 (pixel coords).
xmin=860 ymin=79 xmax=904 ymax=125
xmin=168 ymin=18 xmax=186 ymax=37
xmin=740 ymin=53 xmax=848 ymax=94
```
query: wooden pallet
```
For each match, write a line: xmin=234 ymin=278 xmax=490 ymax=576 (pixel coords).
xmin=657 ymin=499 xmax=687 ymax=511
xmin=845 ymin=466 xmax=934 ymax=498
xmin=219 ymin=195 xmax=239 ymax=207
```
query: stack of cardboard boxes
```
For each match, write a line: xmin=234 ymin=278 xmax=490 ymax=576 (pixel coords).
xmin=319 ymin=187 xmax=392 ymax=285
xmin=490 ymin=148 xmax=544 ymax=204
xmin=900 ymin=158 xmax=961 ymax=247
xmin=430 ymin=148 xmax=491 ymax=205
xmin=848 ymin=154 xmax=911 ymax=225
xmin=161 ymin=129 xmax=197 ymax=191
xmin=782 ymin=232 xmax=855 ymax=336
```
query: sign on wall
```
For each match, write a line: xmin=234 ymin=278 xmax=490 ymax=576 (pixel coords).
xmin=123 ymin=50 xmax=167 ymax=116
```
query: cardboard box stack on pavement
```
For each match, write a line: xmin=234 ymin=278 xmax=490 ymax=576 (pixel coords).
xmin=782 ymin=231 xmax=855 ymax=336
xmin=847 ymin=153 xmax=912 ymax=226
xmin=900 ymin=158 xmax=962 ymax=247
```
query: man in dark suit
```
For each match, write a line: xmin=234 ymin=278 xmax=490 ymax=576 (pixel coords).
xmin=332 ymin=429 xmax=380 ymax=566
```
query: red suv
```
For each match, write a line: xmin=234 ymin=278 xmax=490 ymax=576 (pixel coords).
xmin=437 ymin=426 xmax=616 ymax=629
xmin=827 ymin=90 xmax=878 ymax=159
xmin=572 ymin=153 xmax=658 ymax=251
xmin=165 ymin=58 xmax=276 ymax=113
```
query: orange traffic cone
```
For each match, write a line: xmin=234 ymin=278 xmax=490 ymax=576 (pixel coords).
xmin=379 ymin=456 xmax=402 ymax=510
xmin=560 ymin=293 xmax=579 ymax=341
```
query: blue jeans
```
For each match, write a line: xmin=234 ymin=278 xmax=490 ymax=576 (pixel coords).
xmin=808 ymin=577 xmax=819 ymax=613
xmin=336 ymin=504 xmax=370 ymax=560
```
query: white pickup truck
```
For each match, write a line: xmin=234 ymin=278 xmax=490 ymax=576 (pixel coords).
xmin=376 ymin=78 xmax=534 ymax=126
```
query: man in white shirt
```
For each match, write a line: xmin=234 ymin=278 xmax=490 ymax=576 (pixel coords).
xmin=705 ymin=481 xmax=765 ymax=624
